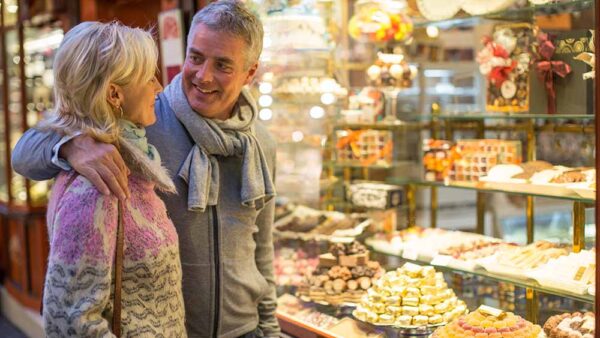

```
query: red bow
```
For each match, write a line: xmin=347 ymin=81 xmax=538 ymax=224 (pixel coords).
xmin=534 ymin=32 xmax=572 ymax=114
xmin=479 ymin=37 xmax=516 ymax=88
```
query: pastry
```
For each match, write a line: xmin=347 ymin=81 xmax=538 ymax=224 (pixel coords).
xmin=405 ymin=287 xmax=421 ymax=298
xmin=332 ymin=278 xmax=346 ymax=293
xmin=412 ymin=315 xmax=429 ymax=326
xmin=387 ymin=305 xmax=403 ymax=316
xmin=420 ymin=295 xmax=435 ymax=305
xmin=353 ymin=263 xmax=467 ymax=327
xmin=403 ymin=306 xmax=420 ymax=316
xmin=432 ymin=306 xmax=542 ymax=338
xmin=372 ymin=302 xmax=386 ymax=314
xmin=378 ymin=314 xmax=394 ymax=325
xmin=395 ymin=315 xmax=412 ymax=326
xmin=358 ymin=276 xmax=372 ymax=290
xmin=544 ymin=312 xmax=595 ymax=337
xmin=419 ymin=304 xmax=435 ymax=316
xmin=429 ymin=314 xmax=443 ymax=324
xmin=346 ymin=279 xmax=358 ymax=291
xmin=384 ymin=295 xmax=400 ymax=305
xmin=402 ymin=297 xmax=420 ymax=307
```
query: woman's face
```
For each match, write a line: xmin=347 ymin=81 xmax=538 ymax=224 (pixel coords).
xmin=120 ymin=76 xmax=163 ymax=127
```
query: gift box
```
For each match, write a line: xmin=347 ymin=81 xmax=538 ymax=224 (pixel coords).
xmin=451 ymin=139 xmax=522 ymax=182
xmin=346 ymin=182 xmax=403 ymax=209
xmin=422 ymin=139 xmax=455 ymax=181
xmin=530 ymin=30 xmax=594 ymax=115
xmin=478 ymin=23 xmax=534 ymax=113
xmin=335 ymin=130 xmax=393 ymax=166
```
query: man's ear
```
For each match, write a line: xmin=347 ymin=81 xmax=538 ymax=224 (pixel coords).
xmin=243 ymin=62 xmax=259 ymax=86
xmin=106 ymin=83 xmax=124 ymax=108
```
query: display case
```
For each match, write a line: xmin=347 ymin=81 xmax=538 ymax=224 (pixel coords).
xmin=0 ymin=0 xmax=74 ymax=311
xmin=266 ymin=0 xmax=600 ymax=337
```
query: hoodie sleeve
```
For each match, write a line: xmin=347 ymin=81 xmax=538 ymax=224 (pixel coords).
xmin=11 ymin=127 xmax=64 ymax=180
xmin=253 ymin=146 xmax=281 ymax=337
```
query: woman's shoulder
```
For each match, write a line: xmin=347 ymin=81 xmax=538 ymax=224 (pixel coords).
xmin=52 ymin=171 xmax=118 ymax=216
xmin=48 ymin=172 xmax=119 ymax=265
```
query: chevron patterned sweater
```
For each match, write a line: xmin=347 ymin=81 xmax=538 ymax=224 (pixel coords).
xmin=43 ymin=171 xmax=186 ymax=337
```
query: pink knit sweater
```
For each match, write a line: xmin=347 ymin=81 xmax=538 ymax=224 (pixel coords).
xmin=43 ymin=171 xmax=186 ymax=337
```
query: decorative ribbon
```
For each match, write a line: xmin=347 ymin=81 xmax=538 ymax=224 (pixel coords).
xmin=476 ymin=37 xmax=516 ymax=88
xmin=534 ymin=32 xmax=572 ymax=114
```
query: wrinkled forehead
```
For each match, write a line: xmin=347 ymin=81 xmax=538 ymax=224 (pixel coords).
xmin=187 ymin=24 xmax=248 ymax=64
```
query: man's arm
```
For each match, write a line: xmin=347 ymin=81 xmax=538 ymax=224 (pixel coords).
xmin=12 ymin=128 xmax=130 ymax=200
xmin=12 ymin=128 xmax=63 ymax=181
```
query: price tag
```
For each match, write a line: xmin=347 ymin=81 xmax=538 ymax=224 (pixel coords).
xmin=402 ymin=248 xmax=419 ymax=261
xmin=430 ymin=255 xmax=452 ymax=267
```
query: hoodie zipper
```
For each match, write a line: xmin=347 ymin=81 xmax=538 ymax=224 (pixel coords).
xmin=212 ymin=205 xmax=220 ymax=338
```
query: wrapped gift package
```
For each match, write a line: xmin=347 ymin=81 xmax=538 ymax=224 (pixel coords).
xmin=423 ymin=139 xmax=455 ymax=182
xmin=452 ymin=139 xmax=522 ymax=182
xmin=478 ymin=23 xmax=534 ymax=113
xmin=530 ymin=30 xmax=594 ymax=115
xmin=336 ymin=130 xmax=394 ymax=166
xmin=346 ymin=182 xmax=404 ymax=209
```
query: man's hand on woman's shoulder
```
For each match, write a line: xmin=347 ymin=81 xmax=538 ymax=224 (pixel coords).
xmin=60 ymin=135 xmax=130 ymax=201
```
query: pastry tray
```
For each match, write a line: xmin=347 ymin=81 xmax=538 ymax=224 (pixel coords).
xmin=430 ymin=332 xmax=547 ymax=338
xmin=478 ymin=177 xmax=577 ymax=197
xmin=525 ymin=273 xmax=589 ymax=295
xmin=298 ymin=295 xmax=359 ymax=309
xmin=352 ymin=310 xmax=445 ymax=331
xmin=476 ymin=254 xmax=534 ymax=280
xmin=274 ymin=206 xmax=371 ymax=242
xmin=567 ymin=182 xmax=596 ymax=199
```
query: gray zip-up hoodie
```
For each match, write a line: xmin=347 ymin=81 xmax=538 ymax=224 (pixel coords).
xmin=12 ymin=92 xmax=280 ymax=338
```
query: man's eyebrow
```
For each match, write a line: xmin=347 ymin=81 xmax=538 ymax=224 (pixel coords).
xmin=188 ymin=48 xmax=234 ymax=65
xmin=188 ymin=47 xmax=203 ymax=55
xmin=215 ymin=57 xmax=234 ymax=65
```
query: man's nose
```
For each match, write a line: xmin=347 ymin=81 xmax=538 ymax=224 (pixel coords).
xmin=195 ymin=62 xmax=213 ymax=83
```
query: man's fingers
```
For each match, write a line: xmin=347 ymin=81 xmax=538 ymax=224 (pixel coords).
xmin=81 ymin=168 xmax=111 ymax=196
xmin=104 ymin=158 xmax=129 ymax=199
xmin=96 ymin=165 xmax=127 ymax=201
xmin=111 ymin=149 xmax=130 ymax=177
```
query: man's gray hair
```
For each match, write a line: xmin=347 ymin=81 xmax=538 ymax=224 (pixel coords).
xmin=189 ymin=0 xmax=263 ymax=69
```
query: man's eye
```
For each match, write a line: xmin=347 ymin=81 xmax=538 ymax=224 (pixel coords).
xmin=218 ymin=63 xmax=232 ymax=72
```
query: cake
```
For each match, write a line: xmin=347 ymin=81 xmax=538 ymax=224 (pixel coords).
xmin=432 ymin=305 xmax=542 ymax=338
xmin=352 ymin=263 xmax=467 ymax=327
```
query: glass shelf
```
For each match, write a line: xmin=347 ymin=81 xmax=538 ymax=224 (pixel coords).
xmin=434 ymin=113 xmax=595 ymax=121
xmin=387 ymin=178 xmax=596 ymax=203
xmin=324 ymin=161 xmax=413 ymax=169
xmin=334 ymin=114 xmax=594 ymax=130
xmin=372 ymin=250 xmax=595 ymax=304
xmin=334 ymin=120 xmax=425 ymax=130
xmin=413 ymin=0 xmax=594 ymax=28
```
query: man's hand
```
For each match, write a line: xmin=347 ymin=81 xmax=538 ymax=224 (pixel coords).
xmin=60 ymin=135 xmax=130 ymax=201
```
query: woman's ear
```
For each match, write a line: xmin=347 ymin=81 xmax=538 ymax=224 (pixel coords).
xmin=107 ymin=83 xmax=124 ymax=109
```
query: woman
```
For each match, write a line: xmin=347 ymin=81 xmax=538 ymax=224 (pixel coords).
xmin=40 ymin=21 xmax=186 ymax=337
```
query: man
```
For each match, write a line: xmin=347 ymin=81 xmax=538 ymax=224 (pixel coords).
xmin=12 ymin=1 xmax=280 ymax=337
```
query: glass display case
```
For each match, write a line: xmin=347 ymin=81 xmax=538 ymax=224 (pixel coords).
xmin=265 ymin=0 xmax=600 ymax=337
xmin=0 ymin=0 xmax=68 ymax=311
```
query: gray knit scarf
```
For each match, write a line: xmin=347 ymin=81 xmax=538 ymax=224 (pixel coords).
xmin=163 ymin=73 xmax=275 ymax=212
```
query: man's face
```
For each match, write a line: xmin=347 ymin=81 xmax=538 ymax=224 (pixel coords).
xmin=182 ymin=24 xmax=258 ymax=120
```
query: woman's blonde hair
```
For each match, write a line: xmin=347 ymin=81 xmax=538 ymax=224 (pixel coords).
xmin=39 ymin=21 xmax=158 ymax=143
